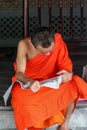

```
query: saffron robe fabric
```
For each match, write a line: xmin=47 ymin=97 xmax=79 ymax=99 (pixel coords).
xmin=11 ymin=33 xmax=87 ymax=130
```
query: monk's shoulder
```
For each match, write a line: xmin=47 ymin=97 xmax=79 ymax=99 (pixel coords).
xmin=18 ymin=38 xmax=31 ymax=51
xmin=18 ymin=37 xmax=30 ymax=46
xmin=16 ymin=39 xmax=29 ymax=59
xmin=18 ymin=38 xmax=26 ymax=48
xmin=54 ymin=33 xmax=63 ymax=43
xmin=54 ymin=33 xmax=66 ymax=51
xmin=54 ymin=33 xmax=63 ymax=47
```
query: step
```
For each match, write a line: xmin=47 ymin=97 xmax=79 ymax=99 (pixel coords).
xmin=0 ymin=103 xmax=87 ymax=130
xmin=0 ymin=71 xmax=14 ymax=77
xmin=0 ymin=77 xmax=11 ymax=84
xmin=46 ymin=125 xmax=87 ymax=130
xmin=0 ymin=106 xmax=16 ymax=130
xmin=0 ymin=129 xmax=16 ymax=130
xmin=0 ymin=84 xmax=11 ymax=90
xmin=0 ymin=61 xmax=13 ymax=70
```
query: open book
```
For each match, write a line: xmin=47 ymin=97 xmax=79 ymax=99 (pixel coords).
xmin=3 ymin=76 xmax=62 ymax=106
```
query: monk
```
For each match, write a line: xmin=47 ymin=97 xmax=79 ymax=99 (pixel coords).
xmin=11 ymin=27 xmax=87 ymax=130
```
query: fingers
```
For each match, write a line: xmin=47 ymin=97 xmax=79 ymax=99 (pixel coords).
xmin=30 ymin=81 xmax=41 ymax=92
xmin=57 ymin=70 xmax=67 ymax=82
xmin=31 ymin=85 xmax=40 ymax=92
xmin=57 ymin=70 xmax=73 ymax=83
xmin=57 ymin=70 xmax=66 ymax=75
xmin=61 ymin=76 xmax=68 ymax=82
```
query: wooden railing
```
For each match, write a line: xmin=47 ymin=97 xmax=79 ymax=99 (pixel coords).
xmin=0 ymin=0 xmax=87 ymax=55
xmin=24 ymin=0 xmax=87 ymax=55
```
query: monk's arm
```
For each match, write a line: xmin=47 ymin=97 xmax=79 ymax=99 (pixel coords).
xmin=15 ymin=41 xmax=34 ymax=85
xmin=15 ymin=40 xmax=40 ymax=92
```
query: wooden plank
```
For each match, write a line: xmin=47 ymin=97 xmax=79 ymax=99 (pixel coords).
xmin=48 ymin=0 xmax=52 ymax=30
xmin=38 ymin=0 xmax=41 ymax=28
xmin=23 ymin=0 xmax=29 ymax=37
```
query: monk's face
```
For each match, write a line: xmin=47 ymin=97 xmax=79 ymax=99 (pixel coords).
xmin=36 ymin=42 xmax=54 ymax=55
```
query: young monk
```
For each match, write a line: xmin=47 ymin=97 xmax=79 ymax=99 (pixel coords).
xmin=11 ymin=27 xmax=87 ymax=130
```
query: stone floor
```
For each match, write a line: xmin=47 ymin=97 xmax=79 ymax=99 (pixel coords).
xmin=46 ymin=105 xmax=87 ymax=130
xmin=0 ymin=102 xmax=87 ymax=130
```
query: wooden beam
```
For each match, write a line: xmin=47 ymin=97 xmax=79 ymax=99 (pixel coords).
xmin=70 ymin=0 xmax=73 ymax=40
xmin=23 ymin=0 xmax=29 ymax=38
xmin=59 ymin=0 xmax=63 ymax=34
xmin=80 ymin=0 xmax=84 ymax=39
xmin=38 ymin=0 xmax=41 ymax=28
xmin=48 ymin=0 xmax=52 ymax=30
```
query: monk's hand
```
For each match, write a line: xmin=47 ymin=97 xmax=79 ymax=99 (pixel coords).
xmin=29 ymin=80 xmax=41 ymax=92
xmin=57 ymin=70 xmax=73 ymax=83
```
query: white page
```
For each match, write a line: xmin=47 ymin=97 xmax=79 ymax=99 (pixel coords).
xmin=40 ymin=76 xmax=62 ymax=89
xmin=3 ymin=76 xmax=62 ymax=106
xmin=3 ymin=80 xmax=26 ymax=106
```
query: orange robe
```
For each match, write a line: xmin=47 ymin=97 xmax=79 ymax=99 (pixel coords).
xmin=11 ymin=33 xmax=87 ymax=130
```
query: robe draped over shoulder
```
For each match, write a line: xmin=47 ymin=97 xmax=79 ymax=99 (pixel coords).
xmin=11 ymin=33 xmax=87 ymax=130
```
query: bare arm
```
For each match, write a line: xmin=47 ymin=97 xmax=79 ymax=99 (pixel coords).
xmin=15 ymin=40 xmax=40 ymax=92
xmin=15 ymin=40 xmax=29 ymax=83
